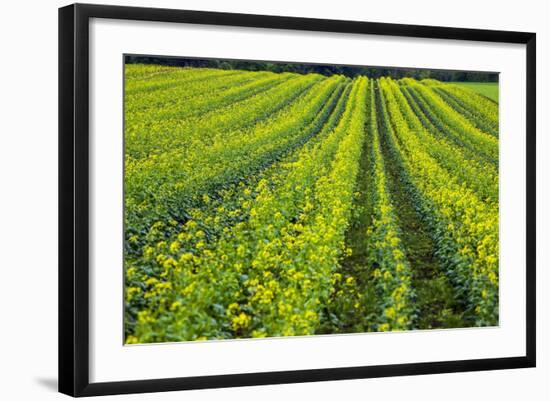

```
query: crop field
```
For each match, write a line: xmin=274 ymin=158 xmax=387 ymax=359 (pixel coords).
xmin=124 ymin=64 xmax=499 ymax=344
xmin=452 ymin=81 xmax=499 ymax=102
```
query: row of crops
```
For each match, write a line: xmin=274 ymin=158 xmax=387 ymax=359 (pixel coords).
xmin=124 ymin=64 xmax=499 ymax=343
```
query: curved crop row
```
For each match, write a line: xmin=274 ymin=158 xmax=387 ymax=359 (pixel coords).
xmin=124 ymin=80 xmax=350 ymax=262
xmin=126 ymin=77 xmax=368 ymax=342
xmin=124 ymin=80 xmax=353 ymax=340
xmin=379 ymin=77 xmax=498 ymax=326
xmin=399 ymin=85 xmax=497 ymax=172
xmin=126 ymin=73 xmax=321 ymax=159
xmin=124 ymin=66 xmax=500 ymax=342
xmin=422 ymin=79 xmax=498 ymax=129
xmin=125 ymin=65 xmax=240 ymax=95
xmin=131 ymin=73 xmax=295 ymax=122
xmin=431 ymin=87 xmax=498 ymax=138
xmin=401 ymin=78 xmax=498 ymax=164
xmin=400 ymin=84 xmax=497 ymax=167
xmin=364 ymin=79 xmax=416 ymax=332
xmin=126 ymin=75 xmax=342 ymax=204
xmin=125 ymin=77 xmax=346 ymax=272
xmin=125 ymin=72 xmax=288 ymax=115
xmin=386 ymin=80 xmax=498 ymax=203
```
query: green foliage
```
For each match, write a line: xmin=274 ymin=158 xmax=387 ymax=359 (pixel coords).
xmin=422 ymin=80 xmax=499 ymax=136
xmin=452 ymin=82 xmax=499 ymax=103
xmin=124 ymin=65 xmax=500 ymax=343
xmin=364 ymin=80 xmax=416 ymax=331
xmin=380 ymin=77 xmax=498 ymax=325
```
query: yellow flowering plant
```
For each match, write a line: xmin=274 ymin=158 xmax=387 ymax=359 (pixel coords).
xmin=123 ymin=64 xmax=500 ymax=343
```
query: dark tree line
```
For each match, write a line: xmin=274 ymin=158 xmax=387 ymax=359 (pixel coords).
xmin=125 ymin=55 xmax=498 ymax=82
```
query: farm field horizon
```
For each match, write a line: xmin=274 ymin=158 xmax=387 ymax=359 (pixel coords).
xmin=452 ymin=81 xmax=499 ymax=102
xmin=124 ymin=62 xmax=499 ymax=344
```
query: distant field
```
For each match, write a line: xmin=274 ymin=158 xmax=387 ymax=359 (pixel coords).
xmin=452 ymin=82 xmax=499 ymax=102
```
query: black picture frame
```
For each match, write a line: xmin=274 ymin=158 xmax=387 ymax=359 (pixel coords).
xmin=59 ymin=3 xmax=536 ymax=397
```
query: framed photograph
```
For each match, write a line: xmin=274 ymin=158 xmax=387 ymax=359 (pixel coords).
xmin=59 ymin=3 xmax=536 ymax=397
